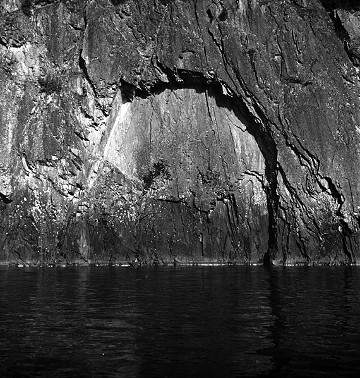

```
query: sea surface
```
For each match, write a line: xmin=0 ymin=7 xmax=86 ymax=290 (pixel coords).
xmin=1 ymin=265 xmax=360 ymax=377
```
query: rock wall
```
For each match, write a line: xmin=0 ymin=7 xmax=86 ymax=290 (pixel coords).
xmin=1 ymin=0 xmax=360 ymax=265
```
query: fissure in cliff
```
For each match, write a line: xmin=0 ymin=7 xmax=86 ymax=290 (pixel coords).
xmin=2 ymin=0 xmax=360 ymax=265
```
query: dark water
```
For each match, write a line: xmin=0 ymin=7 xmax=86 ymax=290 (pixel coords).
xmin=1 ymin=266 xmax=360 ymax=377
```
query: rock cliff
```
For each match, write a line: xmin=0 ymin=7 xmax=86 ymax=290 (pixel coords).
xmin=1 ymin=0 xmax=360 ymax=266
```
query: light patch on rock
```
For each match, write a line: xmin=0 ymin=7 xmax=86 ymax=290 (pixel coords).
xmin=102 ymin=97 xmax=135 ymax=177
xmin=1 ymin=0 xmax=20 ymax=12
xmin=9 ymin=43 xmax=44 ymax=79
xmin=230 ymin=121 xmax=265 ymax=174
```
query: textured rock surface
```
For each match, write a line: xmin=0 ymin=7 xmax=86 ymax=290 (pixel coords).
xmin=1 ymin=0 xmax=360 ymax=265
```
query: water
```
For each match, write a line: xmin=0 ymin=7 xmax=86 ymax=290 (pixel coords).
xmin=1 ymin=266 xmax=360 ymax=377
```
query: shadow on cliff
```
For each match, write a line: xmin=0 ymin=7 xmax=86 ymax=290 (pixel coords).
xmin=320 ymin=0 xmax=360 ymax=11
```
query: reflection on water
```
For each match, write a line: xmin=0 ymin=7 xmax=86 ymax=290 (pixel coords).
xmin=1 ymin=266 xmax=360 ymax=377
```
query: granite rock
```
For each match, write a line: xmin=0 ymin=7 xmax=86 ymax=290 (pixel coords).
xmin=1 ymin=0 xmax=360 ymax=265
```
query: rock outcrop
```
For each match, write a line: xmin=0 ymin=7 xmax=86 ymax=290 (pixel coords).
xmin=1 ymin=0 xmax=360 ymax=266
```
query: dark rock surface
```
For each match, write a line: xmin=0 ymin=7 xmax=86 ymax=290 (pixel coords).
xmin=1 ymin=0 xmax=360 ymax=266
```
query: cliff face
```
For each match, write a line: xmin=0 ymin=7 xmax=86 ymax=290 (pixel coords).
xmin=1 ymin=0 xmax=360 ymax=265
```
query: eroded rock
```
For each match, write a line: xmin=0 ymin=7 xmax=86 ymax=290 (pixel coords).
xmin=1 ymin=0 xmax=360 ymax=265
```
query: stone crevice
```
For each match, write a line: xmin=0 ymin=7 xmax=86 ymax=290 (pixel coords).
xmin=2 ymin=0 xmax=360 ymax=265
